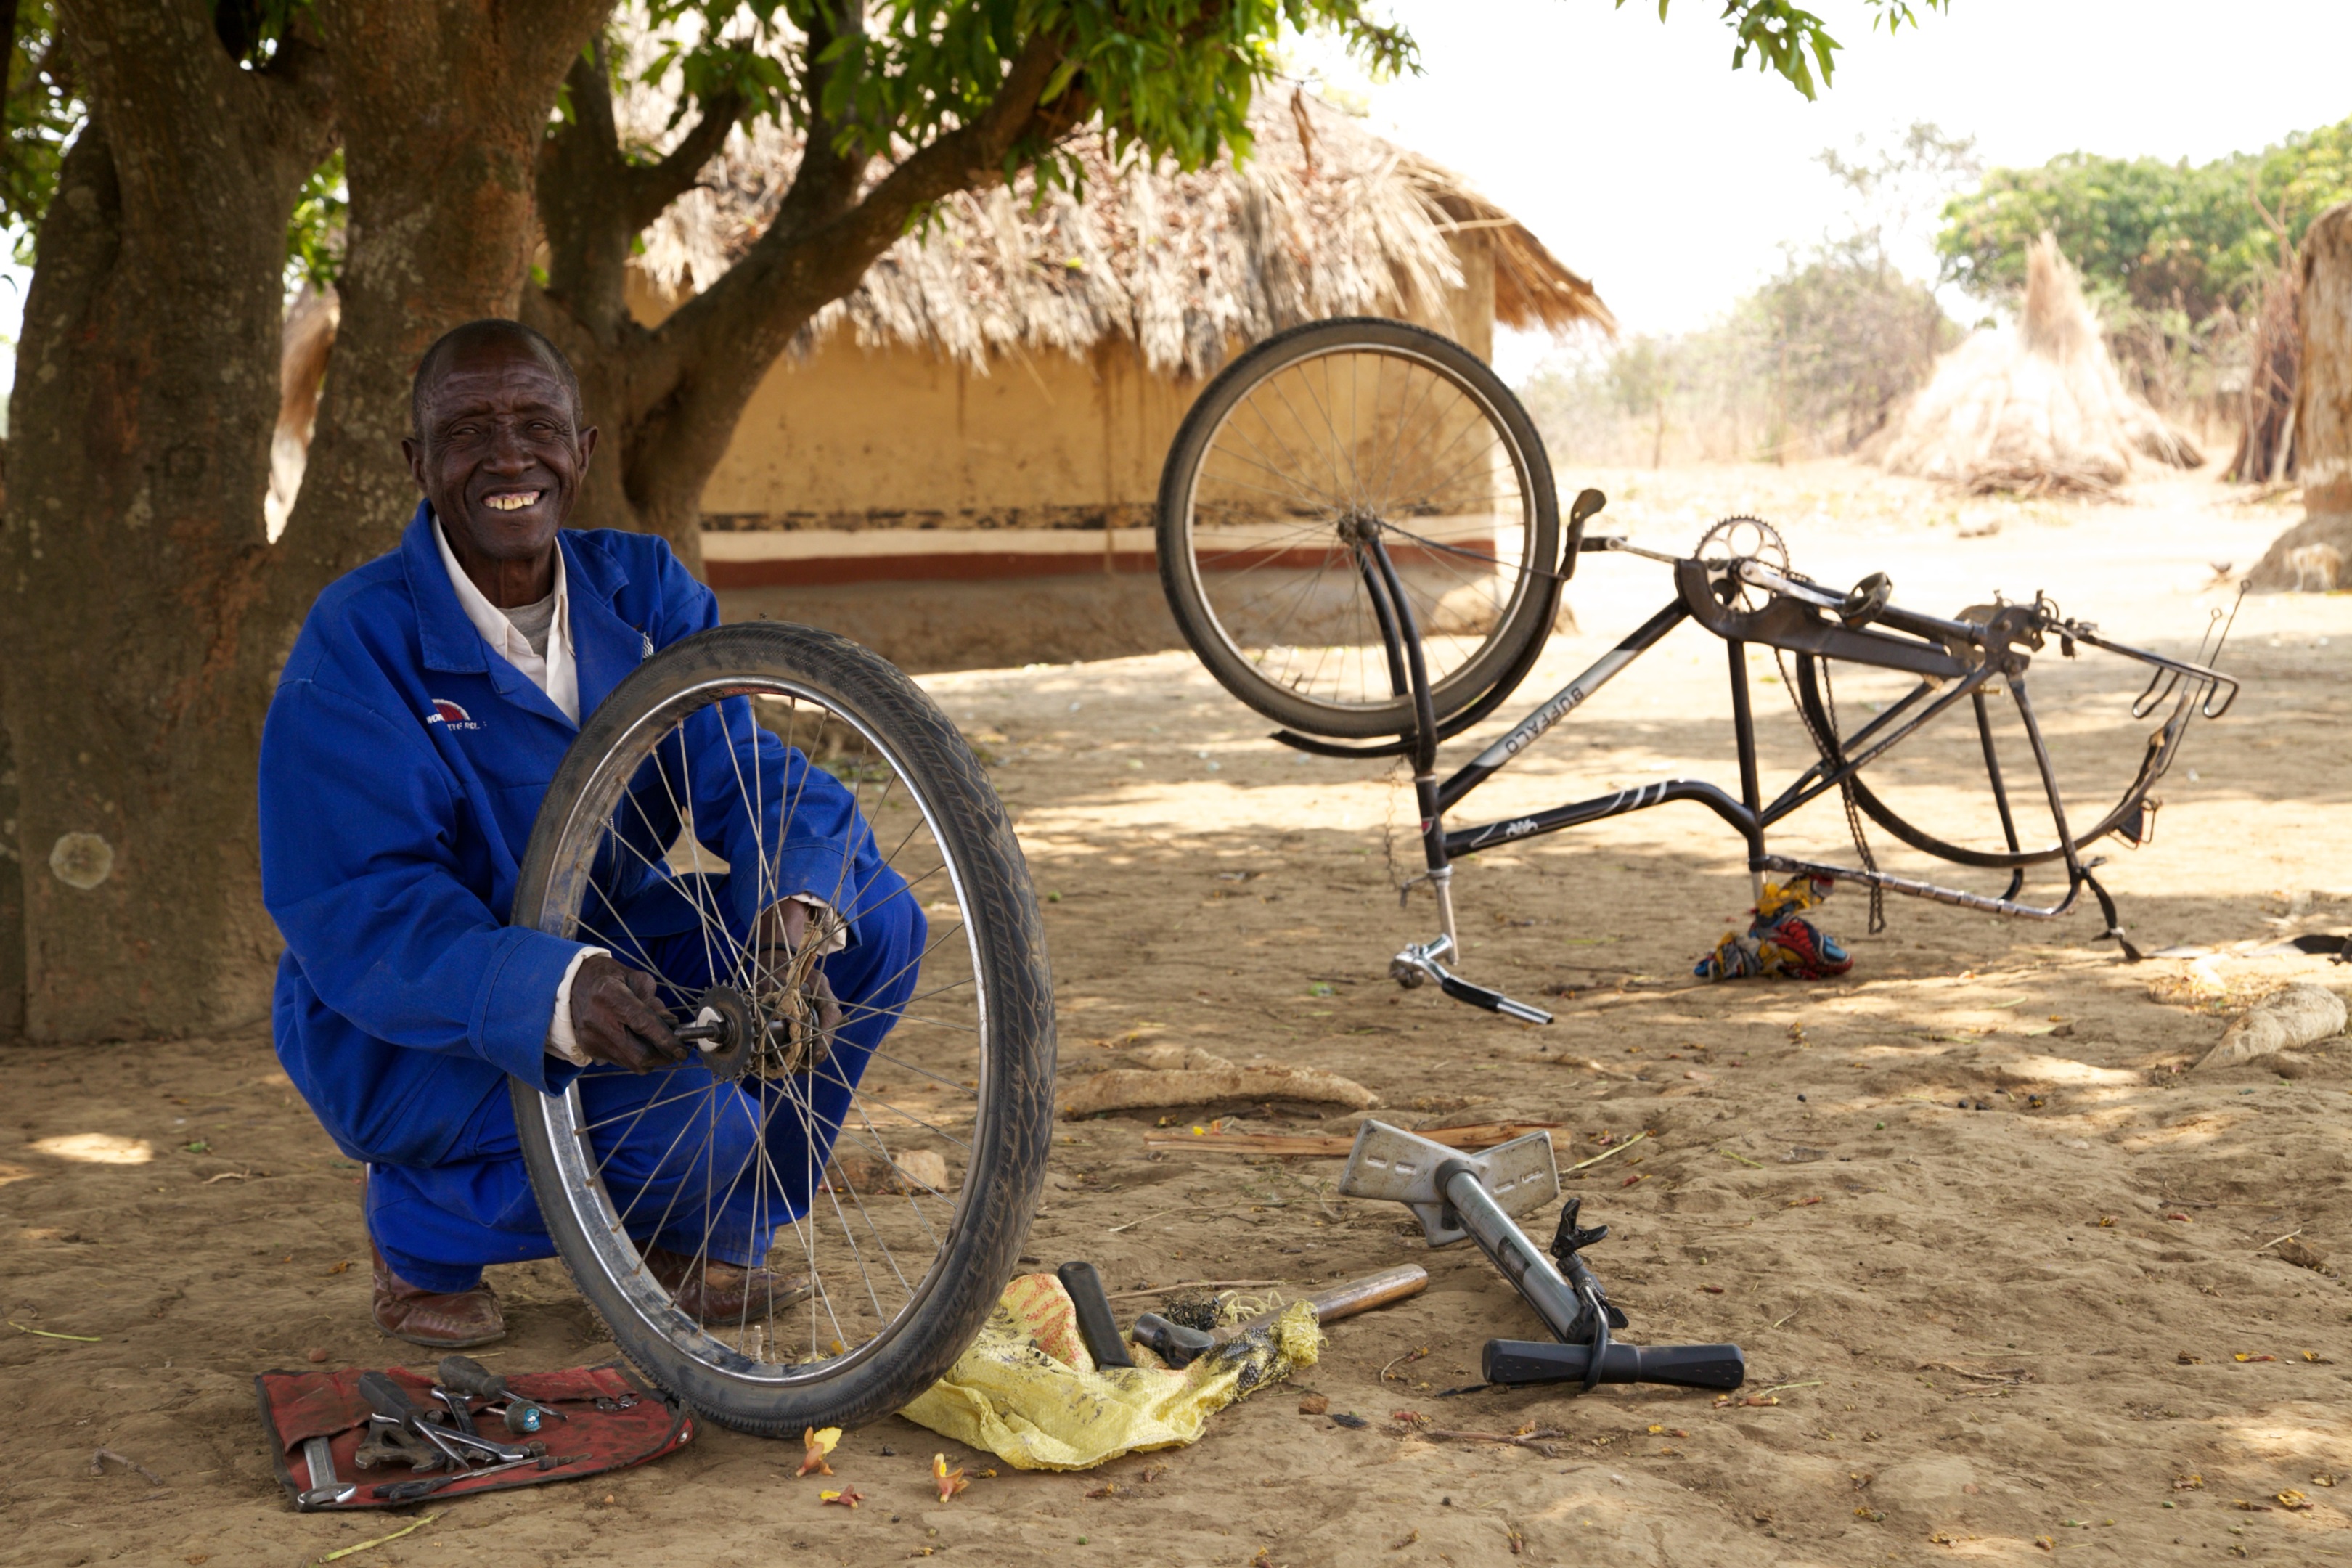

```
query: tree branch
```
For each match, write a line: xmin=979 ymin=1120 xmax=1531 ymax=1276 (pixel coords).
xmin=624 ymin=89 xmax=740 ymax=233
xmin=645 ymin=26 xmax=1065 ymax=405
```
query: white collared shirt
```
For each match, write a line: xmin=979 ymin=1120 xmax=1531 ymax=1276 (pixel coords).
xmin=433 ymin=515 xmax=581 ymax=724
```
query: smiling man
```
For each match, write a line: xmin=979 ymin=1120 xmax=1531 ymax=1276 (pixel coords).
xmin=258 ymin=319 xmax=915 ymax=1348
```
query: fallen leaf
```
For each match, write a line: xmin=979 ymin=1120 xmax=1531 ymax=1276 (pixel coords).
xmin=2165 ymin=1212 xmax=2192 ymax=1222
xmin=1622 ymin=1172 xmax=1646 ymax=1187
xmin=2174 ymin=1474 xmax=2205 ymax=1490
xmin=1787 ymin=1196 xmax=1824 ymax=1208
xmin=2303 ymin=1350 xmax=2335 ymax=1364
xmin=1086 ymin=1482 xmax=1117 ymax=1499
xmin=2097 ymin=1216 xmax=2116 ymax=1228
xmin=799 ymin=1426 xmax=841 ymax=1477
xmin=2233 ymin=1500 xmax=2273 ymax=1512
xmin=1854 ymin=1507 xmax=1885 ymax=1522
xmin=1387 ymin=1529 xmax=1418 ymax=1551
xmin=2232 ymin=1352 xmax=2277 ymax=1363
xmin=324 ymin=1259 xmax=351 ymax=1276
xmin=1930 ymin=1532 xmax=1957 ymax=1545
xmin=2314 ymin=1472 xmax=2339 ymax=1488
xmin=933 ymin=1454 xmax=968 ymax=1502
xmin=820 ymin=1485 xmax=863 ymax=1509
xmin=1701 ymin=1284 xmax=1726 ymax=1294
xmin=1506 ymin=1521 xmax=1526 ymax=1554
xmin=1391 ymin=1410 xmax=1427 ymax=1426
xmin=1647 ymin=1424 xmax=1664 ymax=1434
xmin=2035 ymin=1536 xmax=2054 ymax=1551
xmin=2277 ymin=1490 xmax=2311 ymax=1511
xmin=2176 ymin=1352 xmax=2204 ymax=1365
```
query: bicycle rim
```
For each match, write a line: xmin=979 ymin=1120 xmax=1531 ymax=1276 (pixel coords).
xmin=1167 ymin=326 xmax=1553 ymax=735
xmin=512 ymin=628 xmax=1047 ymax=1425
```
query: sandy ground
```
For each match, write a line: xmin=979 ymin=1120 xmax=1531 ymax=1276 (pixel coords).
xmin=4 ymin=459 xmax=2349 ymax=1568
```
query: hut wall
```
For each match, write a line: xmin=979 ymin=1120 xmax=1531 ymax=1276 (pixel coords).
xmin=652 ymin=245 xmax=1502 ymax=671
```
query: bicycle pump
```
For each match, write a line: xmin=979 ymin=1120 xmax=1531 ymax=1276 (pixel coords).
xmin=1338 ymin=1119 xmax=1745 ymax=1393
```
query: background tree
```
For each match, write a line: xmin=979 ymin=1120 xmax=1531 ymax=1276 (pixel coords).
xmin=0 ymin=0 xmax=1946 ymax=1042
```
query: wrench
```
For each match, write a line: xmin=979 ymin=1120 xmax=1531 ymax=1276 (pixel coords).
xmin=297 ymin=1435 xmax=356 ymax=1509
xmin=369 ymin=1451 xmax=574 ymax=1503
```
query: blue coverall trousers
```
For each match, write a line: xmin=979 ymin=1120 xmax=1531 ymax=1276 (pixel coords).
xmin=369 ymin=877 xmax=925 ymax=1294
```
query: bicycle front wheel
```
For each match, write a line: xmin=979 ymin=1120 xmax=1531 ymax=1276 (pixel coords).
xmin=510 ymin=623 xmax=1054 ymax=1434
xmin=1156 ymin=317 xmax=1561 ymax=739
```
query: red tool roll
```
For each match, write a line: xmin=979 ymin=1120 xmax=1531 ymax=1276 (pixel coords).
xmin=256 ymin=1363 xmax=693 ymax=1510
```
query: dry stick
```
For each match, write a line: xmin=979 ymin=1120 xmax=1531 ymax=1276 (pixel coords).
xmin=91 ymin=1449 xmax=165 ymax=1485
xmin=1567 ymin=1130 xmax=1649 ymax=1172
xmin=2255 ymin=1228 xmax=2305 ymax=1253
xmin=317 ymin=1514 xmax=439 ymax=1564
xmin=1379 ymin=1346 xmax=1429 ymax=1383
xmin=1103 ymin=1279 xmax=1285 ymax=1301
xmin=1418 ymin=1426 xmax=1568 ymax=1457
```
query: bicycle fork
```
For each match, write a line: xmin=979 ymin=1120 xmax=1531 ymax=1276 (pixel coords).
xmin=1353 ymin=533 xmax=1554 ymax=1026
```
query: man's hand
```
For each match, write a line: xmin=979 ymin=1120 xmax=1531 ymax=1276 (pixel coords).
xmin=568 ymin=955 xmax=686 ymax=1072
xmin=754 ymin=899 xmax=844 ymax=1066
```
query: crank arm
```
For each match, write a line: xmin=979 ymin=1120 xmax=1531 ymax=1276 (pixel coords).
xmin=1390 ymin=936 xmax=1552 ymax=1025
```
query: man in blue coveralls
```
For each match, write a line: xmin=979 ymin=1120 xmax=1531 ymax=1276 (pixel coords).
xmin=260 ymin=319 xmax=920 ymax=1348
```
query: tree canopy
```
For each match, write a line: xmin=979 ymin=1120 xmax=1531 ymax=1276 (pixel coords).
xmin=1936 ymin=118 xmax=2352 ymax=322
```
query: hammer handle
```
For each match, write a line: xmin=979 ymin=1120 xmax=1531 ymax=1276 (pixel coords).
xmin=1214 ymin=1264 xmax=1429 ymax=1342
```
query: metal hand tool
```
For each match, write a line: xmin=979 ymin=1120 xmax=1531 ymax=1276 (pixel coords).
xmin=438 ymin=1355 xmax=565 ymax=1434
xmin=1131 ymin=1265 xmax=1430 ymax=1370
xmin=297 ymin=1435 xmax=356 ymax=1509
xmin=358 ymin=1371 xmax=536 ymax=1466
xmin=369 ymin=1451 xmax=575 ymax=1503
xmin=1337 ymin=1120 xmax=1744 ymax=1393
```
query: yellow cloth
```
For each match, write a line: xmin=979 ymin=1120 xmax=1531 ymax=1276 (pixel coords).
xmin=897 ymin=1273 xmax=1322 ymax=1471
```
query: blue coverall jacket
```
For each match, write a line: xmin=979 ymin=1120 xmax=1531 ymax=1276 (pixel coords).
xmin=258 ymin=505 xmax=878 ymax=1176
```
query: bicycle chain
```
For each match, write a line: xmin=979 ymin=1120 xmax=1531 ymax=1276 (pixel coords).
xmin=1771 ymin=645 xmax=1887 ymax=936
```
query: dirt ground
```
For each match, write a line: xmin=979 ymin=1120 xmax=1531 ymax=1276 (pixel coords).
xmin=4 ymin=459 xmax=2349 ymax=1568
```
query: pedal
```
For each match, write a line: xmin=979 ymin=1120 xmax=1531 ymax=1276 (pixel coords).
xmin=1389 ymin=934 xmax=1552 ymax=1024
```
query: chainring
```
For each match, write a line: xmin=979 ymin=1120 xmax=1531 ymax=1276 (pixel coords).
xmin=1694 ymin=515 xmax=1789 ymax=612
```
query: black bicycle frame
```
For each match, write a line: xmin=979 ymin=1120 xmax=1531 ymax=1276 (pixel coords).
xmin=1342 ymin=530 xmax=2240 ymax=1024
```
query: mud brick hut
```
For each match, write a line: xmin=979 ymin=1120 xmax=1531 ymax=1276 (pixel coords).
xmin=634 ymin=90 xmax=1612 ymax=670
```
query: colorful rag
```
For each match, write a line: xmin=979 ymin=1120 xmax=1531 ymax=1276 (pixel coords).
xmin=1694 ymin=873 xmax=1853 ymax=981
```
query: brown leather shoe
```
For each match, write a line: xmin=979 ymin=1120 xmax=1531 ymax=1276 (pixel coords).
xmin=645 ymin=1247 xmax=811 ymax=1323
xmin=370 ymin=1243 xmax=506 ymax=1349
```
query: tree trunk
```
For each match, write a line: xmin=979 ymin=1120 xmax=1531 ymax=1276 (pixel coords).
xmin=0 ymin=3 xmax=332 ymax=1040
xmin=0 ymin=0 xmax=608 ymax=1042
xmin=531 ymin=31 xmax=1066 ymax=581
xmin=2250 ymin=200 xmax=2352 ymax=590
xmin=276 ymin=0 xmax=613 ymax=599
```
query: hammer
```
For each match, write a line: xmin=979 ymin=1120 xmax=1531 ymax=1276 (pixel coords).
xmin=1131 ymin=1265 xmax=1429 ymax=1369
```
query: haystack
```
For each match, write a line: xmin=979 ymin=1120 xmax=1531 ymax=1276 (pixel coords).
xmin=1875 ymin=234 xmax=2200 ymax=496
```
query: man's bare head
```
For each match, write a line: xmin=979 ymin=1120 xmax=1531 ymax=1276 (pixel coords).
xmin=402 ymin=319 xmax=598 ymax=605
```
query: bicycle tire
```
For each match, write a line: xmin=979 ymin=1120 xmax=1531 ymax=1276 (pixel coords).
xmin=1794 ymin=652 xmax=2165 ymax=870
xmin=1156 ymin=317 xmax=1560 ymax=739
xmin=509 ymin=623 xmax=1054 ymax=1435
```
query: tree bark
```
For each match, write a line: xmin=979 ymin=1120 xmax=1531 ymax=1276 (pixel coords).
xmin=530 ymin=28 xmax=1069 ymax=579
xmin=276 ymin=0 xmax=613 ymax=600
xmin=0 ymin=0 xmax=609 ymax=1041
xmin=0 ymin=1 xmax=332 ymax=1039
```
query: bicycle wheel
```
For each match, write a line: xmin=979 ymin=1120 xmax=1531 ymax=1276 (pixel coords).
xmin=509 ymin=623 xmax=1054 ymax=1434
xmin=1792 ymin=645 xmax=2171 ymax=873
xmin=1157 ymin=317 xmax=1560 ymax=738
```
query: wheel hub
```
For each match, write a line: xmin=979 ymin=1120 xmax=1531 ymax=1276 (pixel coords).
xmin=690 ymin=985 xmax=765 ymax=1082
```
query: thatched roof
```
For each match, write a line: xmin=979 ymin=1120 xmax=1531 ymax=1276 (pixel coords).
xmin=1875 ymin=234 xmax=2200 ymax=497
xmin=633 ymin=87 xmax=1613 ymax=378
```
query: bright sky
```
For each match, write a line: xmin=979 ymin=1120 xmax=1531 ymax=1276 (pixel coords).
xmin=7 ymin=2 xmax=2351 ymax=397
xmin=1318 ymin=0 xmax=2352 ymax=377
